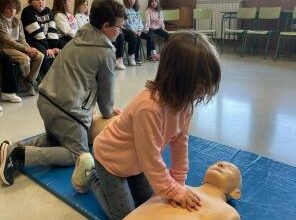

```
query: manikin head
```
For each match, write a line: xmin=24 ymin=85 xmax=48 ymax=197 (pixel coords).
xmin=203 ymin=161 xmax=242 ymax=200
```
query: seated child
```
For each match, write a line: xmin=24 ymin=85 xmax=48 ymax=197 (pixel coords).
xmin=122 ymin=0 xmax=160 ymax=65
xmin=74 ymin=0 xmax=89 ymax=29
xmin=144 ymin=0 xmax=169 ymax=41
xmin=0 ymin=0 xmax=44 ymax=96
xmin=21 ymin=0 xmax=66 ymax=74
xmin=53 ymin=0 xmax=79 ymax=43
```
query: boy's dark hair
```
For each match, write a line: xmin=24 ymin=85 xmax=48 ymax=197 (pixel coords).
xmin=147 ymin=0 xmax=161 ymax=12
xmin=0 ymin=0 xmax=21 ymax=14
xmin=90 ymin=0 xmax=127 ymax=30
xmin=146 ymin=31 xmax=221 ymax=113
xmin=52 ymin=0 xmax=67 ymax=15
xmin=74 ymin=0 xmax=87 ymax=15
xmin=123 ymin=0 xmax=140 ymax=11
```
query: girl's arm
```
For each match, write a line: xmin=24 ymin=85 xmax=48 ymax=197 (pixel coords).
xmin=55 ymin=13 xmax=76 ymax=38
xmin=133 ymin=108 xmax=187 ymax=202
xmin=160 ymin=10 xmax=165 ymax=30
xmin=144 ymin=9 xmax=151 ymax=32
xmin=169 ymin=110 xmax=191 ymax=185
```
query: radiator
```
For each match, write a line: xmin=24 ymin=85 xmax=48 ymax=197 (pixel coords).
xmin=197 ymin=0 xmax=243 ymax=39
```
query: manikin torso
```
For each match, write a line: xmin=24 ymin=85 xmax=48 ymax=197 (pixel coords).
xmin=124 ymin=186 xmax=240 ymax=220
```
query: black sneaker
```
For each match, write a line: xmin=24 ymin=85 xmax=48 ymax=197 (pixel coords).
xmin=0 ymin=141 xmax=22 ymax=186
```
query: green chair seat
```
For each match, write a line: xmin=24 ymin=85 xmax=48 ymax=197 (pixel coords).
xmin=196 ymin=30 xmax=216 ymax=34
xmin=167 ymin=30 xmax=177 ymax=35
xmin=246 ymin=30 xmax=269 ymax=35
xmin=280 ymin=31 xmax=296 ymax=37
xmin=224 ymin=29 xmax=245 ymax=34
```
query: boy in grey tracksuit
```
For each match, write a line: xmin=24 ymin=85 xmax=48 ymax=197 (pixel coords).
xmin=0 ymin=0 xmax=127 ymax=186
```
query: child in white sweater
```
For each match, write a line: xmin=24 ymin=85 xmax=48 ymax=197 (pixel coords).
xmin=52 ymin=0 xmax=79 ymax=43
xmin=74 ymin=0 xmax=89 ymax=28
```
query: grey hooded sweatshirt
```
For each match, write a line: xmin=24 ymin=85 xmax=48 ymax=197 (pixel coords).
xmin=39 ymin=23 xmax=115 ymax=129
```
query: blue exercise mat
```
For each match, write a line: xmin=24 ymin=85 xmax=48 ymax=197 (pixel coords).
xmin=22 ymin=135 xmax=296 ymax=220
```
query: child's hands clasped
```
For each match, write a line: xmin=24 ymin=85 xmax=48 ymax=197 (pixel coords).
xmin=171 ymin=188 xmax=202 ymax=212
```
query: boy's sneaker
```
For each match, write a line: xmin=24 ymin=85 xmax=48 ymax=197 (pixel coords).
xmin=128 ymin=55 xmax=137 ymax=66
xmin=71 ymin=152 xmax=95 ymax=193
xmin=1 ymin=93 xmax=22 ymax=103
xmin=0 ymin=140 xmax=22 ymax=186
xmin=115 ymin=59 xmax=126 ymax=70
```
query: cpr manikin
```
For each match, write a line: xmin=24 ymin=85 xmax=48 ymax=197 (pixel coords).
xmin=124 ymin=161 xmax=242 ymax=220
xmin=89 ymin=116 xmax=241 ymax=220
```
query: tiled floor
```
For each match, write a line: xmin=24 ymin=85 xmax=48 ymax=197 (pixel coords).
xmin=0 ymin=53 xmax=295 ymax=219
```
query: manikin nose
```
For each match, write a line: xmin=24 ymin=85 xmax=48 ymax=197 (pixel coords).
xmin=218 ymin=163 xmax=224 ymax=168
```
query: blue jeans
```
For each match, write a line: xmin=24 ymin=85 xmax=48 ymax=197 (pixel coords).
xmin=89 ymin=160 xmax=153 ymax=220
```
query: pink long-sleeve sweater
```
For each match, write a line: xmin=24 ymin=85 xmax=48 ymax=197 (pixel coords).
xmin=93 ymin=89 xmax=192 ymax=202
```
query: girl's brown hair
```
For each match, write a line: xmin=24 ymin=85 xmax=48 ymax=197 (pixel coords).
xmin=123 ymin=0 xmax=139 ymax=11
xmin=52 ymin=0 xmax=67 ymax=15
xmin=146 ymin=31 xmax=221 ymax=113
xmin=0 ymin=0 xmax=21 ymax=14
xmin=74 ymin=0 xmax=88 ymax=15
xmin=147 ymin=0 xmax=161 ymax=12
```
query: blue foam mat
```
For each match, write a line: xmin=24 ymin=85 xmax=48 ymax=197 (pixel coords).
xmin=22 ymin=135 xmax=296 ymax=220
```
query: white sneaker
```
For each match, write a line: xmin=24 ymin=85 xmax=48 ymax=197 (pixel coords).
xmin=115 ymin=59 xmax=126 ymax=70
xmin=71 ymin=152 xmax=95 ymax=193
xmin=0 ymin=105 xmax=2 ymax=112
xmin=128 ymin=54 xmax=137 ymax=66
xmin=1 ymin=93 xmax=22 ymax=103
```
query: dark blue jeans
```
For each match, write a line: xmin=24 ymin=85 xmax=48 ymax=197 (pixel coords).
xmin=89 ymin=160 xmax=153 ymax=220
xmin=0 ymin=52 xmax=18 ymax=93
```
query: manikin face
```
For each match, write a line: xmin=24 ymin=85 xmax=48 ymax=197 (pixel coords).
xmin=30 ymin=0 xmax=46 ymax=13
xmin=79 ymin=1 xmax=88 ymax=14
xmin=2 ymin=6 xmax=16 ymax=19
xmin=101 ymin=17 xmax=125 ymax=42
xmin=128 ymin=0 xmax=136 ymax=7
xmin=150 ymin=0 xmax=159 ymax=9
xmin=203 ymin=161 xmax=241 ymax=199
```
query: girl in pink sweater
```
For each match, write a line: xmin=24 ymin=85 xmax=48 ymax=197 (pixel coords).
xmin=72 ymin=31 xmax=221 ymax=220
xmin=144 ymin=0 xmax=169 ymax=41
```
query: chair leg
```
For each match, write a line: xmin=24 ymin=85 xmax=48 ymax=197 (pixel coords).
xmin=123 ymin=42 xmax=129 ymax=65
xmin=274 ymin=36 xmax=281 ymax=61
xmin=242 ymin=34 xmax=248 ymax=57
xmin=139 ymin=41 xmax=145 ymax=61
xmin=239 ymin=33 xmax=246 ymax=57
xmin=222 ymin=32 xmax=226 ymax=54
xmin=264 ymin=33 xmax=271 ymax=59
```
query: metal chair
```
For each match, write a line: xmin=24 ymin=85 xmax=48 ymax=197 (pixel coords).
xmin=222 ymin=7 xmax=257 ymax=56
xmin=242 ymin=7 xmax=281 ymax=59
xmin=193 ymin=8 xmax=216 ymax=39
xmin=274 ymin=7 xmax=296 ymax=60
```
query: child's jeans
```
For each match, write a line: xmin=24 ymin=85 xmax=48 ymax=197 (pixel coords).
xmin=89 ymin=160 xmax=153 ymax=220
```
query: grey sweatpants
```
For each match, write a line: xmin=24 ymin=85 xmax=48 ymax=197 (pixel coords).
xmin=14 ymin=95 xmax=90 ymax=166
xmin=89 ymin=160 xmax=154 ymax=220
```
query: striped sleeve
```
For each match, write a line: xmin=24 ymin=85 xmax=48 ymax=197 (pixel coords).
xmin=47 ymin=12 xmax=59 ymax=40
